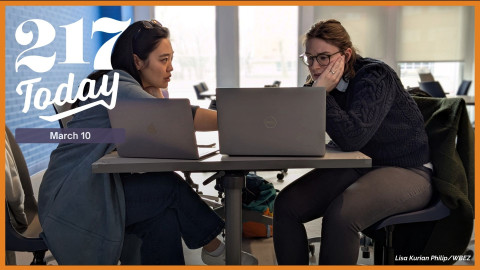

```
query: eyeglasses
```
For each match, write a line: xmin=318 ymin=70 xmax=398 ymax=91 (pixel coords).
xmin=134 ymin=20 xmax=162 ymax=41
xmin=300 ymin=51 xmax=342 ymax=67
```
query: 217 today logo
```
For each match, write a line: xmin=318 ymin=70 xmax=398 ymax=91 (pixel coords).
xmin=14 ymin=17 xmax=131 ymax=122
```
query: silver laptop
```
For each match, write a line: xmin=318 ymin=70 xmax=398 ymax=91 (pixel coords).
xmin=216 ymin=87 xmax=326 ymax=156
xmin=419 ymin=72 xmax=435 ymax=82
xmin=108 ymin=98 xmax=218 ymax=159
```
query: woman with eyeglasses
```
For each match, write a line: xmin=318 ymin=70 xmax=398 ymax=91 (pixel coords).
xmin=38 ymin=20 xmax=257 ymax=265
xmin=273 ymin=19 xmax=433 ymax=265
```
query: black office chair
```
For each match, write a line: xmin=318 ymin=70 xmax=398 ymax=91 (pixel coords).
xmin=364 ymin=96 xmax=474 ymax=265
xmin=264 ymin=80 xmax=281 ymax=88
xmin=456 ymin=80 xmax=472 ymax=96
xmin=307 ymin=192 xmax=451 ymax=264
xmin=5 ymin=126 xmax=49 ymax=265
xmin=365 ymin=194 xmax=450 ymax=264
xmin=200 ymin=82 xmax=209 ymax=92
xmin=193 ymin=82 xmax=215 ymax=100
xmin=309 ymin=97 xmax=474 ymax=265
xmin=418 ymin=81 xmax=446 ymax=98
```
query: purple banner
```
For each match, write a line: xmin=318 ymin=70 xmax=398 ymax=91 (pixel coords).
xmin=15 ymin=128 xmax=126 ymax=144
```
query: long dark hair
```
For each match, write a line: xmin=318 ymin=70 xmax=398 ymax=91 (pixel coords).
xmin=73 ymin=20 xmax=169 ymax=108
xmin=303 ymin=19 xmax=358 ymax=84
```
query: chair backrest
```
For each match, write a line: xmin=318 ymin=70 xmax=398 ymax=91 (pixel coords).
xmin=52 ymin=103 xmax=74 ymax=128
xmin=193 ymin=84 xmax=205 ymax=99
xmin=199 ymin=82 xmax=209 ymax=92
xmin=418 ymin=81 xmax=446 ymax=98
xmin=410 ymin=97 xmax=473 ymax=260
xmin=264 ymin=80 xmax=281 ymax=88
xmin=6 ymin=126 xmax=37 ymax=220
xmin=6 ymin=203 xmax=47 ymax=251
xmin=194 ymin=83 xmax=211 ymax=100
xmin=456 ymin=80 xmax=472 ymax=96
xmin=5 ymin=126 xmax=47 ymax=252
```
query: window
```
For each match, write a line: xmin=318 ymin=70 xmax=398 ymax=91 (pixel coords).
xmin=398 ymin=62 xmax=462 ymax=94
xmin=312 ymin=6 xmax=386 ymax=59
xmin=397 ymin=6 xmax=469 ymax=94
xmin=154 ymin=6 xmax=216 ymax=101
xmin=239 ymin=6 xmax=298 ymax=87
xmin=398 ymin=6 xmax=468 ymax=62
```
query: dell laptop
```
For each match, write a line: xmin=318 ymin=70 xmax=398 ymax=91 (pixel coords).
xmin=108 ymin=98 xmax=218 ymax=159
xmin=216 ymin=87 xmax=326 ymax=156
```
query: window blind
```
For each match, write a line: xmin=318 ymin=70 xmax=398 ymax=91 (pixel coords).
xmin=312 ymin=6 xmax=386 ymax=59
xmin=397 ymin=6 xmax=469 ymax=62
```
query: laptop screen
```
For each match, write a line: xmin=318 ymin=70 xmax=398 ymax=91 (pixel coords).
xmin=216 ymin=87 xmax=326 ymax=157
xmin=108 ymin=98 xmax=215 ymax=159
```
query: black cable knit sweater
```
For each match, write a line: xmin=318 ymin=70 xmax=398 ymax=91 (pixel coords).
xmin=313 ymin=57 xmax=430 ymax=167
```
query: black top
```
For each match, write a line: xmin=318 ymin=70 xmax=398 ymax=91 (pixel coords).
xmin=307 ymin=56 xmax=429 ymax=167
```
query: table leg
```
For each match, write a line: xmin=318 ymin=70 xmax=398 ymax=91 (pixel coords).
xmin=221 ymin=172 xmax=246 ymax=265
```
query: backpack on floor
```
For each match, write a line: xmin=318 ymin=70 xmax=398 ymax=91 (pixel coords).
xmin=215 ymin=173 xmax=277 ymax=238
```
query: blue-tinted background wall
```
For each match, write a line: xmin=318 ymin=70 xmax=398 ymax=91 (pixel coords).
xmin=5 ymin=6 xmax=134 ymax=174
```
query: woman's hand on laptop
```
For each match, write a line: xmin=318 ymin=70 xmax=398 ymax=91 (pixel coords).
xmin=313 ymin=55 xmax=345 ymax=93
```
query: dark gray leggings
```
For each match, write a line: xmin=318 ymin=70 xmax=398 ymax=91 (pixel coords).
xmin=273 ymin=166 xmax=432 ymax=265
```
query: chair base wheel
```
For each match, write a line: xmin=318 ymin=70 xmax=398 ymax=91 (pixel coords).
xmin=31 ymin=250 xmax=47 ymax=265
xmin=464 ymin=249 xmax=474 ymax=257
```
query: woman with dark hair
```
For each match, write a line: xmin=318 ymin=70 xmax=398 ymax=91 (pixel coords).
xmin=38 ymin=20 xmax=257 ymax=265
xmin=273 ymin=19 xmax=433 ymax=265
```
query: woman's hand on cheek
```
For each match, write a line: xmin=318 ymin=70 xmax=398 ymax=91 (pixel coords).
xmin=313 ymin=55 xmax=345 ymax=93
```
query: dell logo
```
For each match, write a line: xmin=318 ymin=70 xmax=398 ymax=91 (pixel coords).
xmin=264 ymin=116 xmax=277 ymax=129
xmin=146 ymin=123 xmax=158 ymax=135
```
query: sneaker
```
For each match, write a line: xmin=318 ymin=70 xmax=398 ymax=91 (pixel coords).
xmin=201 ymin=248 xmax=259 ymax=265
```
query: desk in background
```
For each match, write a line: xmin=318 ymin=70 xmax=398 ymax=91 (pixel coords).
xmin=457 ymin=95 xmax=475 ymax=106
xmin=92 ymin=149 xmax=371 ymax=264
